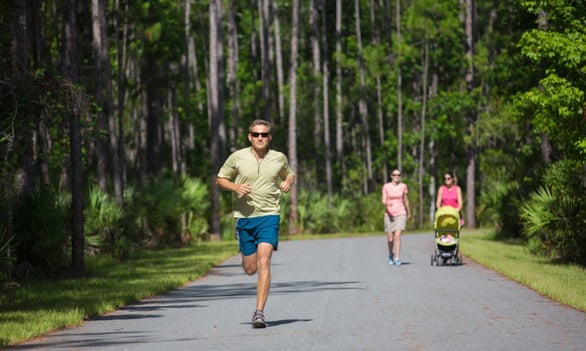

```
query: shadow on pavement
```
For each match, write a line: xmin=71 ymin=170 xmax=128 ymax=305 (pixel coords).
xmin=5 ymin=280 xmax=362 ymax=350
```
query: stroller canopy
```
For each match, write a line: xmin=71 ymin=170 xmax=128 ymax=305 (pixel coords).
xmin=434 ymin=206 xmax=460 ymax=231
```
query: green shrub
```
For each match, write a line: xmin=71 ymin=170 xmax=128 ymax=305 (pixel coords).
xmin=126 ymin=176 xmax=211 ymax=246
xmin=296 ymin=191 xmax=360 ymax=234
xmin=520 ymin=160 xmax=586 ymax=265
xmin=12 ymin=190 xmax=70 ymax=275
xmin=127 ymin=178 xmax=184 ymax=246
xmin=478 ymin=181 xmax=522 ymax=238
xmin=84 ymin=186 xmax=133 ymax=259
xmin=0 ymin=226 xmax=16 ymax=283
xmin=180 ymin=177 xmax=210 ymax=242
xmin=356 ymin=193 xmax=385 ymax=233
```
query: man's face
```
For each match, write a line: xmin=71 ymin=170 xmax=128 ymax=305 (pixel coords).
xmin=248 ymin=125 xmax=272 ymax=150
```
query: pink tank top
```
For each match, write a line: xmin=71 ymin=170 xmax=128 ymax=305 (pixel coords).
xmin=440 ymin=185 xmax=460 ymax=208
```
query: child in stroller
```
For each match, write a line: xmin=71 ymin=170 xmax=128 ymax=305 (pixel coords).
xmin=431 ymin=206 xmax=462 ymax=266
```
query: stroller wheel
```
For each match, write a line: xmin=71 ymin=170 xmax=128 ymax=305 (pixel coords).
xmin=430 ymin=254 xmax=434 ymax=266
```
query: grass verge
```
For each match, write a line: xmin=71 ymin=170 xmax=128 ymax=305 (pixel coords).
xmin=460 ymin=228 xmax=586 ymax=312
xmin=1 ymin=229 xmax=584 ymax=347
xmin=0 ymin=241 xmax=238 ymax=347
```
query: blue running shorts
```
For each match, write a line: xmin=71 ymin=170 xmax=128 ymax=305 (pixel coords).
xmin=236 ymin=215 xmax=280 ymax=256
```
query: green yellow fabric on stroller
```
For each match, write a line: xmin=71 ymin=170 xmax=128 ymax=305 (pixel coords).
xmin=431 ymin=206 xmax=462 ymax=266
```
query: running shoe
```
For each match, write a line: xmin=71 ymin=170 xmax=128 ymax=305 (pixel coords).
xmin=388 ymin=255 xmax=394 ymax=265
xmin=252 ymin=310 xmax=266 ymax=328
xmin=394 ymin=258 xmax=402 ymax=266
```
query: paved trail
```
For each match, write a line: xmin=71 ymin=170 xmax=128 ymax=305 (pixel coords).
xmin=10 ymin=234 xmax=586 ymax=351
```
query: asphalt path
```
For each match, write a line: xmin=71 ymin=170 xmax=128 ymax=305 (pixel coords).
xmin=9 ymin=234 xmax=586 ymax=351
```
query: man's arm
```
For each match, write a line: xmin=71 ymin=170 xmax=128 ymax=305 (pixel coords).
xmin=279 ymin=175 xmax=295 ymax=193
xmin=217 ymin=177 xmax=252 ymax=197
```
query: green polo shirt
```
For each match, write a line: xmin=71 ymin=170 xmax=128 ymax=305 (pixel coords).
xmin=217 ymin=147 xmax=294 ymax=218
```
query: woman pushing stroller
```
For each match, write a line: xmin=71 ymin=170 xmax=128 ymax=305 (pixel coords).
xmin=436 ymin=172 xmax=463 ymax=228
xmin=432 ymin=171 xmax=464 ymax=266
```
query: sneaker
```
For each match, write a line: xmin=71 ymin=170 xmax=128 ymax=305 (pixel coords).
xmin=394 ymin=258 xmax=402 ymax=266
xmin=388 ymin=255 xmax=394 ymax=265
xmin=252 ymin=310 xmax=266 ymax=328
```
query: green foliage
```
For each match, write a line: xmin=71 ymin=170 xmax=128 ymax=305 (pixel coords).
xmin=355 ymin=193 xmax=385 ymax=233
xmin=12 ymin=190 xmax=70 ymax=275
xmin=429 ymin=90 xmax=477 ymax=145
xmin=126 ymin=176 xmax=210 ymax=246
xmin=179 ymin=176 xmax=210 ymax=242
xmin=2 ymin=0 xmax=585 ymax=279
xmin=294 ymin=191 xmax=383 ymax=235
xmin=478 ymin=181 xmax=522 ymax=237
xmin=127 ymin=178 xmax=185 ymax=246
xmin=297 ymin=191 xmax=355 ymax=234
xmin=518 ymin=74 xmax=585 ymax=156
xmin=84 ymin=186 xmax=130 ymax=258
xmin=0 ymin=226 xmax=16 ymax=283
xmin=516 ymin=0 xmax=586 ymax=161
xmin=519 ymin=160 xmax=586 ymax=264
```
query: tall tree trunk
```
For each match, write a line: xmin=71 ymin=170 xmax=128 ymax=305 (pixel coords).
xmin=138 ymin=86 xmax=148 ymax=185
xmin=288 ymin=0 xmax=299 ymax=234
xmin=258 ymin=0 xmax=271 ymax=122
xmin=185 ymin=0 xmax=202 ymax=153
xmin=139 ymin=7 xmax=162 ymax=180
xmin=209 ymin=0 xmax=226 ymax=241
xmin=335 ymin=0 xmax=344 ymax=177
xmin=114 ymin=0 xmax=127 ymax=192
xmin=310 ymin=0 xmax=323 ymax=186
xmin=537 ymin=9 xmax=553 ymax=165
xmin=371 ymin=0 xmax=387 ymax=182
xmin=396 ymin=0 xmax=403 ymax=170
xmin=92 ymin=0 xmax=123 ymax=204
xmin=168 ymin=82 xmax=182 ymax=174
xmin=227 ymin=0 xmax=241 ymax=150
xmin=272 ymin=0 xmax=285 ymax=122
xmin=181 ymin=0 xmax=194 ymax=169
xmin=376 ymin=77 xmax=387 ymax=180
xmin=418 ymin=40 xmax=429 ymax=227
xmin=92 ymin=3 xmax=108 ymax=192
xmin=310 ymin=0 xmax=321 ymax=145
xmin=140 ymin=55 xmax=161 ymax=178
xmin=464 ymin=0 xmax=477 ymax=228
xmin=355 ymin=0 xmax=373 ymax=192
xmin=11 ymin=0 xmax=35 ymax=199
xmin=61 ymin=0 xmax=84 ymax=274
xmin=429 ymin=73 xmax=439 ymax=223
xmin=321 ymin=0 xmax=333 ymax=201
xmin=31 ymin=0 xmax=51 ymax=191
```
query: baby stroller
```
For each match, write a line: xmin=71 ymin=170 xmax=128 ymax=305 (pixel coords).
xmin=431 ymin=206 xmax=462 ymax=266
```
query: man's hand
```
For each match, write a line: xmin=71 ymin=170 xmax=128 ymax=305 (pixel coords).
xmin=279 ymin=181 xmax=292 ymax=193
xmin=236 ymin=183 xmax=252 ymax=197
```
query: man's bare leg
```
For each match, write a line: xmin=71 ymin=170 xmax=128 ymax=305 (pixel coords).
xmin=241 ymin=243 xmax=273 ymax=327
xmin=254 ymin=243 xmax=273 ymax=311
xmin=242 ymin=252 xmax=258 ymax=275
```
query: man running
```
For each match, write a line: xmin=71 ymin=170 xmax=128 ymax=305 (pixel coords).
xmin=216 ymin=119 xmax=295 ymax=328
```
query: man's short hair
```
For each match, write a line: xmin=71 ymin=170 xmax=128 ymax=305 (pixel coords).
xmin=249 ymin=119 xmax=272 ymax=132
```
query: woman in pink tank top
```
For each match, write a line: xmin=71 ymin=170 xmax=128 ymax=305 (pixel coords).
xmin=436 ymin=172 xmax=464 ymax=226
xmin=381 ymin=169 xmax=411 ymax=266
